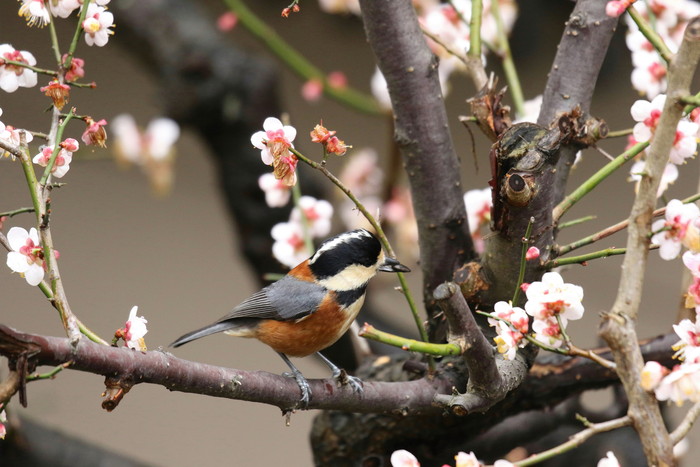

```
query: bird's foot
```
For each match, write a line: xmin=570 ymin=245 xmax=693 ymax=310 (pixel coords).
xmin=331 ymin=367 xmax=364 ymax=394
xmin=282 ymin=370 xmax=312 ymax=408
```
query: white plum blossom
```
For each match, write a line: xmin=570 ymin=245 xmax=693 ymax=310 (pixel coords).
xmin=250 ymin=117 xmax=297 ymax=166
xmin=631 ymin=94 xmax=666 ymax=143
xmin=654 ymin=362 xmax=700 ymax=405
xmin=271 ymin=221 xmax=310 ymax=268
xmin=597 ymin=451 xmax=620 ymax=467
xmin=630 ymin=94 xmax=699 ymax=166
xmin=0 ymin=44 xmax=38 ymax=93
xmin=18 ymin=0 xmax=51 ymax=27
xmin=672 ymin=318 xmax=700 ymax=363
xmin=49 ymin=0 xmax=82 ymax=18
xmin=390 ymin=449 xmax=420 ymax=467
xmin=251 ymin=117 xmax=298 ymax=186
xmin=524 ymin=272 xmax=584 ymax=324
xmin=683 ymin=251 xmax=700 ymax=312
xmin=6 ymin=227 xmax=46 ymax=286
xmin=318 ymin=0 xmax=361 ymax=15
xmin=123 ymin=306 xmax=148 ymax=351
xmin=111 ymin=114 xmax=142 ymax=163
xmin=669 ymin=120 xmax=699 ymax=165
xmin=370 ymin=68 xmax=392 ymax=110
xmin=488 ymin=301 xmax=529 ymax=360
xmin=488 ymin=301 xmax=529 ymax=333
xmin=291 ymin=196 xmax=334 ymax=237
xmin=258 ymin=172 xmax=291 ymax=208
xmin=111 ymin=114 xmax=180 ymax=164
xmin=82 ymin=4 xmax=114 ymax=47
xmin=32 ymin=139 xmax=78 ymax=178
xmin=531 ymin=315 xmax=565 ymax=348
xmin=0 ymin=404 xmax=6 ymax=440
xmin=631 ymin=49 xmax=667 ymax=99
xmin=641 ymin=361 xmax=670 ymax=391
xmin=514 ymin=94 xmax=543 ymax=124
xmin=650 ymin=199 xmax=700 ymax=260
xmin=454 ymin=451 xmax=480 ymax=467
xmin=144 ymin=118 xmax=180 ymax=161
xmin=464 ymin=188 xmax=492 ymax=235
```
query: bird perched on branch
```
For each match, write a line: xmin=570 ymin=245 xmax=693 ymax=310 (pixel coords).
xmin=170 ymin=229 xmax=410 ymax=408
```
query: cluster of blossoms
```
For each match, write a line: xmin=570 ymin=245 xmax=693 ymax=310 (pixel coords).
xmin=487 ymin=272 xmax=584 ymax=360
xmin=627 ymin=94 xmax=699 ymax=198
xmin=367 ymin=0 xmax=517 ymax=108
xmin=270 ymin=196 xmax=334 ymax=268
xmin=252 ymin=118 xmax=335 ymax=267
xmin=390 ymin=448 xmax=621 ymax=467
xmin=639 ymin=199 xmax=700 ymax=405
xmin=251 ymin=117 xmax=299 ymax=186
xmin=17 ymin=0 xmax=115 ymax=46
xmin=642 ymin=313 xmax=700 ymax=405
xmin=606 ymin=0 xmax=700 ymax=98
xmin=111 ymin=114 xmax=181 ymax=194
xmin=391 ymin=449 xmax=514 ymax=467
xmin=32 ymin=137 xmax=79 ymax=178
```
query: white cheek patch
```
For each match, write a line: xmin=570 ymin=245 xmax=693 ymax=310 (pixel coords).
xmin=317 ymin=263 xmax=378 ymax=291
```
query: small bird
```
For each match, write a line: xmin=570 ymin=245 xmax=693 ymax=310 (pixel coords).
xmin=170 ymin=229 xmax=410 ymax=408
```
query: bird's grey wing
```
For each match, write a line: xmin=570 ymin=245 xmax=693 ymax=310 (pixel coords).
xmin=216 ymin=276 xmax=327 ymax=322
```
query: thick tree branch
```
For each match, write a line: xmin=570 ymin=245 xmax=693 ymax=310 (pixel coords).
xmin=599 ymin=17 xmax=700 ymax=466
xmin=537 ymin=0 xmax=620 ymax=204
xmin=0 ymin=325 xmax=450 ymax=414
xmin=358 ymin=0 xmax=474 ymax=322
xmin=433 ymin=282 xmax=511 ymax=414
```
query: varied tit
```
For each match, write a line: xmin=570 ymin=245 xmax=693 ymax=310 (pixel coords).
xmin=170 ymin=229 xmax=410 ymax=408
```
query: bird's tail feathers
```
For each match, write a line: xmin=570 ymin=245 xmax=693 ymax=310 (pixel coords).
xmin=169 ymin=321 xmax=239 ymax=348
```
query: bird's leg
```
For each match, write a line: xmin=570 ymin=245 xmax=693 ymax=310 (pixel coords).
xmin=277 ymin=352 xmax=311 ymax=408
xmin=317 ymin=352 xmax=363 ymax=394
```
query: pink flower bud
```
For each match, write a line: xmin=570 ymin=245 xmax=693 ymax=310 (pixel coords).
xmin=526 ymin=246 xmax=540 ymax=261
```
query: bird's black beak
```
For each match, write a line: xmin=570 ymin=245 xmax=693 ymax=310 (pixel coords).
xmin=378 ymin=257 xmax=411 ymax=273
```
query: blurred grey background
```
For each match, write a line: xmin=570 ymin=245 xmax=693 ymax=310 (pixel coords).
xmin=1 ymin=1 xmax=698 ymax=465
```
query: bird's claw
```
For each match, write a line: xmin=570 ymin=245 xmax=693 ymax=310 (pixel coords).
xmin=282 ymin=370 xmax=312 ymax=409
xmin=332 ymin=368 xmax=364 ymax=394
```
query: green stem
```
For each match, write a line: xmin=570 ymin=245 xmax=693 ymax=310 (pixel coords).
xmin=547 ymin=247 xmax=627 ymax=268
xmin=223 ymin=0 xmax=381 ymax=115
xmin=39 ymin=108 xmax=75 ymax=185
xmin=0 ymin=207 xmax=36 ymax=218
xmin=469 ymin=0 xmax=482 ymax=57
xmin=557 ymin=193 xmax=700 ymax=256
xmin=63 ymin=0 xmax=92 ymax=68
xmin=512 ymin=217 xmax=534 ymax=305
xmin=680 ymin=94 xmax=700 ymax=108
xmin=1 ymin=59 xmax=57 ymax=77
xmin=26 ymin=362 xmax=71 ymax=381
xmin=627 ymin=6 xmax=674 ymax=63
xmin=359 ymin=324 xmax=461 ymax=356
xmin=490 ymin=0 xmax=524 ymax=116
xmin=606 ymin=128 xmax=633 ymax=138
xmin=37 ymin=281 xmax=107 ymax=345
xmin=48 ymin=18 xmax=62 ymax=64
xmin=290 ymin=147 xmax=429 ymax=345
xmin=513 ymin=417 xmax=632 ymax=466
xmin=557 ymin=215 xmax=596 ymax=230
xmin=553 ymin=141 xmax=649 ymax=222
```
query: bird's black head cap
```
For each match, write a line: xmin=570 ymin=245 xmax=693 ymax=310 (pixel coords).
xmin=308 ymin=229 xmax=382 ymax=279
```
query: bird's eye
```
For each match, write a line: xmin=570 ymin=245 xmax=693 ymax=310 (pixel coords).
xmin=503 ymin=173 xmax=535 ymax=206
